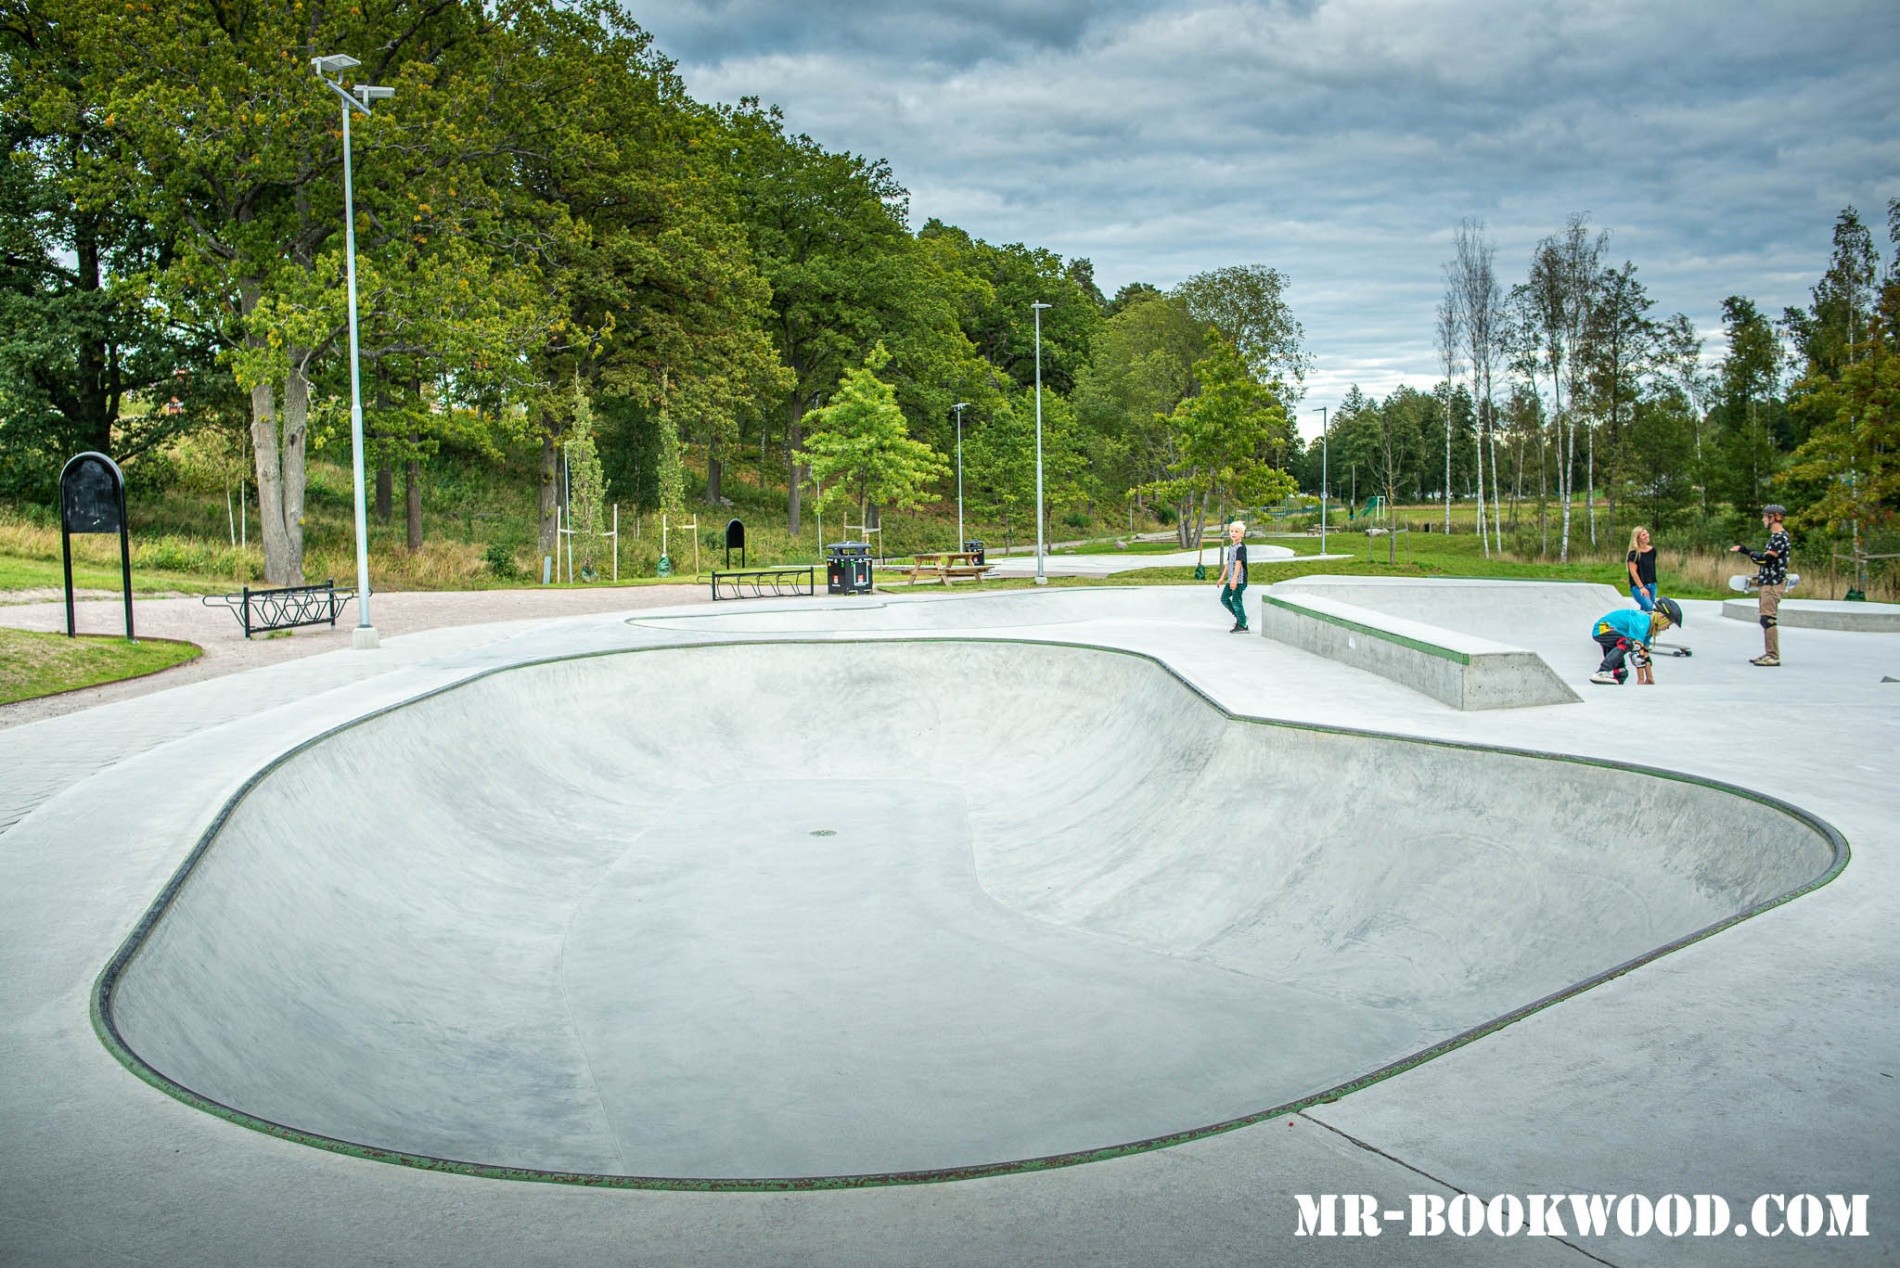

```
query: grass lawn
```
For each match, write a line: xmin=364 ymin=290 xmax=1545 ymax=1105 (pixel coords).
xmin=0 ymin=554 xmax=232 ymax=597
xmin=0 ymin=628 xmax=202 ymax=705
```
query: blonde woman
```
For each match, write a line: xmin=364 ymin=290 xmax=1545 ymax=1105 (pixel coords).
xmin=1626 ymin=525 xmax=1658 ymax=612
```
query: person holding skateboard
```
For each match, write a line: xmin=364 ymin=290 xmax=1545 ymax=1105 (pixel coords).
xmin=1730 ymin=504 xmax=1790 ymax=667
xmin=1589 ymin=597 xmax=1683 ymax=686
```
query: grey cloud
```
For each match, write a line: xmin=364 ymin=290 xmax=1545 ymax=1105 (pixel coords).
xmin=631 ymin=0 xmax=1900 ymax=417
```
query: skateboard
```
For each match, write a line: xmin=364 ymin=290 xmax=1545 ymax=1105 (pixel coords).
xmin=1729 ymin=572 xmax=1800 ymax=592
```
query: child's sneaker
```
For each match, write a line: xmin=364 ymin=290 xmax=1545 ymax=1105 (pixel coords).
xmin=1750 ymin=654 xmax=1781 ymax=666
xmin=1590 ymin=670 xmax=1618 ymax=685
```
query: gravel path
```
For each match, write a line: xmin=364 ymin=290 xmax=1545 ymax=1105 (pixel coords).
xmin=0 ymin=584 xmax=710 ymax=730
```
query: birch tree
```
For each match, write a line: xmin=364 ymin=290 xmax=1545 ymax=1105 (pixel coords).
xmin=1449 ymin=220 xmax=1504 ymax=556
xmin=1435 ymin=294 xmax=1462 ymax=532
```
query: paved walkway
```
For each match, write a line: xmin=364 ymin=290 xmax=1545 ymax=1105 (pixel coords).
xmin=1 ymin=585 xmax=1894 ymax=1265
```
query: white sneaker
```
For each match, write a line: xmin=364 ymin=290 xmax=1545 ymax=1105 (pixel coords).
xmin=1589 ymin=671 xmax=1618 ymax=685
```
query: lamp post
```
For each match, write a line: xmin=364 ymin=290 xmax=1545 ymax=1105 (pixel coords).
xmin=1031 ymin=302 xmax=1051 ymax=585
xmin=952 ymin=401 xmax=970 ymax=553
xmin=1310 ymin=405 xmax=1330 ymax=557
xmin=312 ymin=54 xmax=393 ymax=650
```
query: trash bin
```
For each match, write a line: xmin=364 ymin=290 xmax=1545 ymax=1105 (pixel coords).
xmin=963 ymin=540 xmax=985 ymax=565
xmin=826 ymin=541 xmax=874 ymax=595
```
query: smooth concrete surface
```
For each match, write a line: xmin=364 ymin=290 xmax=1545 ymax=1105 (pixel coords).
xmin=1259 ymin=588 xmax=1582 ymax=709
xmin=1721 ymin=597 xmax=1900 ymax=632
xmin=106 ymin=642 xmax=1824 ymax=1180
xmin=1267 ymin=575 xmax=1630 ymax=637
xmin=3 ymin=582 xmax=1896 ymax=1265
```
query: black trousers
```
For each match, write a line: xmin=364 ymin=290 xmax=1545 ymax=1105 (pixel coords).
xmin=1595 ymin=632 xmax=1634 ymax=676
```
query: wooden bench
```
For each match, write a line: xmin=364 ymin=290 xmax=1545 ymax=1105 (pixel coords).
xmin=902 ymin=552 xmax=994 ymax=586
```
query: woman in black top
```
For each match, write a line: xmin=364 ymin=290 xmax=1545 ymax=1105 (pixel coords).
xmin=1626 ymin=525 xmax=1658 ymax=611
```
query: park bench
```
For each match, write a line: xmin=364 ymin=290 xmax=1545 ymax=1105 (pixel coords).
xmin=201 ymin=579 xmax=356 ymax=638
xmin=710 ymin=565 xmax=818 ymax=601
xmin=902 ymin=551 xmax=994 ymax=586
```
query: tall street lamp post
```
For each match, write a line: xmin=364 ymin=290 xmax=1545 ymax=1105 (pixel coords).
xmin=312 ymin=54 xmax=393 ymax=650
xmin=953 ymin=401 xmax=970 ymax=553
xmin=1311 ymin=405 xmax=1330 ymax=557
xmin=1031 ymin=302 xmax=1051 ymax=585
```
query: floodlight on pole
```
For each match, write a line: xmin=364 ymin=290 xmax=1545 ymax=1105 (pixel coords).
xmin=1031 ymin=302 xmax=1051 ymax=585
xmin=312 ymin=54 xmax=393 ymax=649
xmin=952 ymin=402 xmax=970 ymax=553
xmin=1311 ymin=406 xmax=1330 ymax=558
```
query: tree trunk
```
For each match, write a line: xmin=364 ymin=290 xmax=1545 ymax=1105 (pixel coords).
xmin=248 ymin=377 xmax=291 ymax=583
xmin=75 ymin=219 xmax=113 ymax=454
xmin=375 ymin=464 xmax=393 ymax=522
xmin=786 ymin=400 xmax=806 ymax=537
xmin=279 ymin=359 xmax=310 ymax=581
xmin=1586 ymin=420 xmax=1597 ymax=547
xmin=1473 ymin=404 xmax=1488 ymax=557
xmin=539 ymin=431 xmax=558 ymax=556
xmin=707 ymin=452 xmax=723 ymax=505
xmin=405 ymin=447 xmax=423 ymax=552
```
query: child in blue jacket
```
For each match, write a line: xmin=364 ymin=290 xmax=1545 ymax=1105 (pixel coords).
xmin=1590 ymin=597 xmax=1683 ymax=685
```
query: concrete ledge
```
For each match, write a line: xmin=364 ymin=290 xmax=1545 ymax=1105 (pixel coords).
xmin=1721 ymin=597 xmax=1900 ymax=632
xmin=1260 ymin=591 xmax=1581 ymax=710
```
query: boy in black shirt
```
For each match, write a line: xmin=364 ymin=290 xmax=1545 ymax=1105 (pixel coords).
xmin=1730 ymin=504 xmax=1791 ymax=666
xmin=1218 ymin=520 xmax=1249 ymax=632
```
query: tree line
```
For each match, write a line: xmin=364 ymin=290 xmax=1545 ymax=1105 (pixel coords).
xmin=1 ymin=0 xmax=1300 ymax=582
xmin=1310 ymin=204 xmax=1900 ymax=561
xmin=4 ymin=2 xmax=1890 ymax=586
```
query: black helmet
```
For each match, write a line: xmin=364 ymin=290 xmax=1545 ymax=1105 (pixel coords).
xmin=1656 ymin=596 xmax=1684 ymax=628
xmin=1762 ymin=503 xmax=1787 ymax=518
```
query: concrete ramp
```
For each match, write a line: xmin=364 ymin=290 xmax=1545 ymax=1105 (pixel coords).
xmin=1722 ymin=597 xmax=1900 ymax=632
xmin=101 ymin=641 xmax=1839 ymax=1184
xmin=1261 ymin=577 xmax=1603 ymax=708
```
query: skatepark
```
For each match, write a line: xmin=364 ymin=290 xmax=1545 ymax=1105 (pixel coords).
xmin=2 ymin=579 xmax=1895 ymax=1264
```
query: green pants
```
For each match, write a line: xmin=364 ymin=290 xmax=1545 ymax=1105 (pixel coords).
xmin=1220 ymin=583 xmax=1248 ymax=628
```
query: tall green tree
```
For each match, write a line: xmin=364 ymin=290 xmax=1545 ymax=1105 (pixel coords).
xmin=1782 ymin=200 xmax=1900 ymax=542
xmin=1581 ymin=261 xmax=1658 ymax=544
xmin=798 ymin=344 xmax=949 ymax=528
xmin=1711 ymin=295 xmax=1786 ymax=514
xmin=1071 ymin=291 xmax=1210 ymax=518
xmin=0 ymin=3 xmax=233 ymax=498
xmin=729 ymin=102 xmax=971 ymax=535
xmin=1140 ymin=340 xmax=1296 ymax=547
xmin=1172 ymin=264 xmax=1311 ymax=396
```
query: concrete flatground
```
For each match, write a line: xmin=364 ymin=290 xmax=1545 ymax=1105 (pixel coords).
xmin=1 ymin=584 xmax=1895 ymax=1265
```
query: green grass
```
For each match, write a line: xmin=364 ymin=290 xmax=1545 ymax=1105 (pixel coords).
xmin=0 ymin=628 xmax=202 ymax=704
xmin=0 ymin=555 xmax=231 ymax=597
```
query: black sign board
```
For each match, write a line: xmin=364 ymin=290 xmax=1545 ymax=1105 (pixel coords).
xmin=724 ymin=517 xmax=746 ymax=568
xmin=59 ymin=451 xmax=134 ymax=640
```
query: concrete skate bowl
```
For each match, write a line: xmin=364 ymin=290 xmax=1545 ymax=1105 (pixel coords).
xmin=95 ymin=640 xmax=1845 ymax=1188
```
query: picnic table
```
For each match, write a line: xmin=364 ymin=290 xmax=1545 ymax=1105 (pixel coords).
xmin=902 ymin=551 xmax=994 ymax=586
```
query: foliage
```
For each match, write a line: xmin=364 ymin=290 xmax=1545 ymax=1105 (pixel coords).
xmin=564 ymin=381 xmax=609 ymax=575
xmin=799 ymin=345 xmax=949 ymax=523
xmin=1172 ymin=264 xmax=1311 ymax=395
xmin=1137 ymin=340 xmax=1297 ymax=547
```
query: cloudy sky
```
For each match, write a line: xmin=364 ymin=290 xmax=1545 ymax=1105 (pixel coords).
xmin=630 ymin=0 xmax=1898 ymax=433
